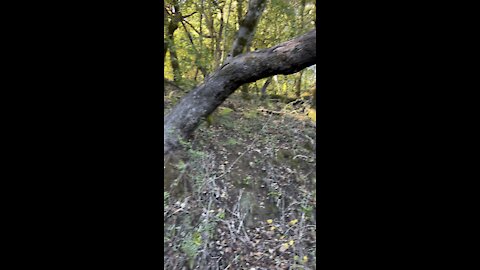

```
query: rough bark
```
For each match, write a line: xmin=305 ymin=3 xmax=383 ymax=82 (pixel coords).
xmin=230 ymin=0 xmax=267 ymax=98
xmin=164 ymin=29 xmax=316 ymax=155
xmin=164 ymin=1 xmax=183 ymax=82
xmin=164 ymin=1 xmax=181 ymax=63
xmin=169 ymin=40 xmax=181 ymax=83
xmin=230 ymin=0 xmax=267 ymax=57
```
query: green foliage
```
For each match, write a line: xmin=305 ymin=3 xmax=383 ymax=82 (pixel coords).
xmin=218 ymin=107 xmax=233 ymax=116
xmin=216 ymin=210 xmax=225 ymax=220
xmin=164 ymin=0 xmax=316 ymax=97
xmin=226 ymin=138 xmax=238 ymax=146
xmin=176 ymin=160 xmax=187 ymax=171
xmin=181 ymin=232 xmax=202 ymax=269
xmin=242 ymin=175 xmax=252 ymax=186
xmin=188 ymin=148 xmax=205 ymax=159
xmin=243 ymin=109 xmax=258 ymax=119
xmin=268 ymin=191 xmax=282 ymax=199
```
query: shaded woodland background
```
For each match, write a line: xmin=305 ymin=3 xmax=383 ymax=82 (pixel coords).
xmin=164 ymin=0 xmax=316 ymax=99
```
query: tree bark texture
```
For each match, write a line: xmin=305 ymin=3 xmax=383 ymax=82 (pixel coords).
xmin=164 ymin=29 xmax=316 ymax=155
xmin=230 ymin=0 xmax=267 ymax=57
xmin=164 ymin=1 xmax=181 ymax=63
xmin=231 ymin=0 xmax=267 ymax=98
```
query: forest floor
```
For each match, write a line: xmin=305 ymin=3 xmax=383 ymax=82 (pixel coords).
xmin=164 ymin=88 xmax=316 ymax=270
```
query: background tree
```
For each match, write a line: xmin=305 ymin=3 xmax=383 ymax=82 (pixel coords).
xmin=164 ymin=0 xmax=316 ymax=93
xmin=228 ymin=0 xmax=268 ymax=97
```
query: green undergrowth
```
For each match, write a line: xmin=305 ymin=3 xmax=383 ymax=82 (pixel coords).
xmin=164 ymin=93 xmax=316 ymax=269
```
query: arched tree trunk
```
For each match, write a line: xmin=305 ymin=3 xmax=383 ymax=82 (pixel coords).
xmin=164 ymin=29 xmax=316 ymax=155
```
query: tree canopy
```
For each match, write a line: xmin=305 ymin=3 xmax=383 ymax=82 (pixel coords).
xmin=164 ymin=0 xmax=316 ymax=92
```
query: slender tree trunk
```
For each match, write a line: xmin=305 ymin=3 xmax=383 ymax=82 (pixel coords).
xmin=299 ymin=0 xmax=306 ymax=31
xmin=164 ymin=0 xmax=182 ymax=81
xmin=179 ymin=19 xmax=208 ymax=79
xmin=312 ymin=86 xmax=316 ymax=109
xmin=230 ymin=0 xmax=267 ymax=98
xmin=164 ymin=30 xmax=316 ymax=155
xmin=294 ymin=0 xmax=306 ymax=98
xmin=203 ymin=3 xmax=216 ymax=71
xmin=230 ymin=0 xmax=267 ymax=57
xmin=163 ymin=7 xmax=169 ymax=62
xmin=222 ymin=0 xmax=233 ymax=62
xmin=214 ymin=8 xmax=224 ymax=68
xmin=260 ymin=77 xmax=272 ymax=99
xmin=295 ymin=70 xmax=304 ymax=98
xmin=169 ymin=40 xmax=181 ymax=83
xmin=237 ymin=0 xmax=244 ymax=27
xmin=199 ymin=0 xmax=204 ymax=78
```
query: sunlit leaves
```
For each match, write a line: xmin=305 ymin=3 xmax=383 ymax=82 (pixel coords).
xmin=307 ymin=108 xmax=316 ymax=122
xmin=164 ymin=0 xmax=316 ymax=96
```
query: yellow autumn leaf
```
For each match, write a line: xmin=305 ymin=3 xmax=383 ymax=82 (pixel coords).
xmin=289 ymin=219 xmax=299 ymax=226
xmin=270 ymin=226 xmax=276 ymax=231
xmin=289 ymin=240 xmax=294 ymax=246
xmin=307 ymin=108 xmax=316 ymax=122
xmin=303 ymin=256 xmax=308 ymax=263
xmin=300 ymin=91 xmax=312 ymax=98
xmin=266 ymin=219 xmax=273 ymax=224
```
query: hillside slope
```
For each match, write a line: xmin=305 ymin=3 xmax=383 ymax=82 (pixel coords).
xmin=164 ymin=92 xmax=316 ymax=269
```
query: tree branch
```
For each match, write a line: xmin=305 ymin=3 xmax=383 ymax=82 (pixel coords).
xmin=183 ymin=19 xmax=214 ymax=38
xmin=164 ymin=29 xmax=316 ymax=155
